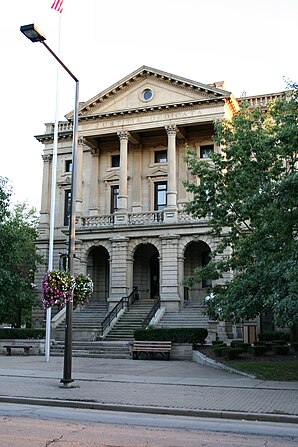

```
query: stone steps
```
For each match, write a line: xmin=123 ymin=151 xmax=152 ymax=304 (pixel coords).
xmin=157 ymin=302 xmax=210 ymax=329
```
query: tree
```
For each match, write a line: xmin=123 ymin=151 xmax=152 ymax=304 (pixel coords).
xmin=183 ymin=86 xmax=298 ymax=330
xmin=0 ymin=201 xmax=43 ymax=327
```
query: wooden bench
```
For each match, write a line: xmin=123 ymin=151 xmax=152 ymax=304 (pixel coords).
xmin=131 ymin=341 xmax=172 ymax=360
xmin=3 ymin=345 xmax=33 ymax=356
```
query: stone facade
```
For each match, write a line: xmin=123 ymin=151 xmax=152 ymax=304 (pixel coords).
xmin=33 ymin=66 xmax=240 ymax=327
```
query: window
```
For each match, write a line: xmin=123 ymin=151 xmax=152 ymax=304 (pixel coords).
xmin=154 ymin=150 xmax=167 ymax=163
xmin=200 ymin=144 xmax=214 ymax=159
xmin=64 ymin=190 xmax=71 ymax=226
xmin=110 ymin=185 xmax=119 ymax=213
xmin=141 ymin=88 xmax=153 ymax=102
xmin=154 ymin=181 xmax=167 ymax=210
xmin=111 ymin=154 xmax=120 ymax=168
xmin=65 ymin=160 xmax=72 ymax=172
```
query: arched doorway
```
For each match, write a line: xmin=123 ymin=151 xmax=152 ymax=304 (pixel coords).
xmin=184 ymin=241 xmax=211 ymax=302
xmin=133 ymin=244 xmax=159 ymax=300
xmin=87 ymin=246 xmax=109 ymax=303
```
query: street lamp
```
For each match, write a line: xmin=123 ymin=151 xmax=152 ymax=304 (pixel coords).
xmin=20 ymin=23 xmax=79 ymax=386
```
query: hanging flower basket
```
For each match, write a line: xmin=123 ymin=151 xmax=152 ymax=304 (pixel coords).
xmin=42 ymin=270 xmax=74 ymax=309
xmin=73 ymin=273 xmax=94 ymax=309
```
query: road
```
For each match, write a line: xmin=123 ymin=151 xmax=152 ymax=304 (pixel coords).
xmin=0 ymin=403 xmax=297 ymax=447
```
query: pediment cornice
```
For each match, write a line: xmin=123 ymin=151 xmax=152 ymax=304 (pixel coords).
xmin=67 ymin=66 xmax=232 ymax=121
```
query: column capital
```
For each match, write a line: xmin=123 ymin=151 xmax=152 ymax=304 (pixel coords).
xmin=42 ymin=154 xmax=52 ymax=163
xmin=117 ymin=130 xmax=130 ymax=141
xmin=165 ymin=124 xmax=177 ymax=136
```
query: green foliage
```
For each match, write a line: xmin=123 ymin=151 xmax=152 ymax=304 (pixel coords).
xmin=248 ymin=345 xmax=267 ymax=357
xmin=73 ymin=273 xmax=94 ymax=308
xmin=0 ymin=201 xmax=42 ymax=327
xmin=0 ymin=177 xmax=11 ymax=222
xmin=272 ymin=344 xmax=290 ymax=355
xmin=291 ymin=342 xmax=298 ymax=351
xmin=0 ymin=328 xmax=45 ymax=339
xmin=184 ymin=86 xmax=298 ymax=327
xmin=221 ymin=347 xmax=243 ymax=360
xmin=230 ymin=341 xmax=251 ymax=352
xmin=134 ymin=327 xmax=208 ymax=344
xmin=212 ymin=344 xmax=227 ymax=356
xmin=259 ymin=331 xmax=290 ymax=342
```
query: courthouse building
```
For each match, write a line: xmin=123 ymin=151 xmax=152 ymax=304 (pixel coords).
xmin=34 ymin=66 xmax=283 ymax=333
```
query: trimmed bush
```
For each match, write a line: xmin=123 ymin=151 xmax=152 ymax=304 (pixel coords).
xmin=134 ymin=327 xmax=208 ymax=344
xmin=259 ymin=331 xmax=290 ymax=342
xmin=213 ymin=343 xmax=227 ymax=357
xmin=248 ymin=345 xmax=267 ymax=357
xmin=230 ymin=341 xmax=251 ymax=352
xmin=272 ymin=344 xmax=290 ymax=355
xmin=221 ymin=347 xmax=243 ymax=360
xmin=272 ymin=339 xmax=288 ymax=346
xmin=212 ymin=340 xmax=225 ymax=346
xmin=0 ymin=328 xmax=46 ymax=340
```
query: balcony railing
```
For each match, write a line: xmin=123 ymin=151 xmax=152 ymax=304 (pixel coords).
xmin=80 ymin=210 xmax=208 ymax=228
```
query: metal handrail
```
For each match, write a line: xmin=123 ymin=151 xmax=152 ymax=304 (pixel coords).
xmin=142 ymin=298 xmax=161 ymax=328
xmin=100 ymin=287 xmax=138 ymax=336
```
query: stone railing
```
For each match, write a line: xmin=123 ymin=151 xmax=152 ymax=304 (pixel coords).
xmin=80 ymin=210 xmax=207 ymax=228
xmin=82 ymin=214 xmax=115 ymax=227
xmin=128 ymin=211 xmax=164 ymax=225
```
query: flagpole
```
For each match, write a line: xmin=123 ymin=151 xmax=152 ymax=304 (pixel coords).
xmin=45 ymin=12 xmax=62 ymax=363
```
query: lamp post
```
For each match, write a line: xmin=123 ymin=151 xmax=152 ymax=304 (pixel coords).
xmin=20 ymin=24 xmax=79 ymax=385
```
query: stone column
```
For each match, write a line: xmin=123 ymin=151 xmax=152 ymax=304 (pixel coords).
xmin=131 ymin=145 xmax=142 ymax=212
xmin=75 ymin=138 xmax=84 ymax=220
xmin=165 ymin=125 xmax=177 ymax=208
xmin=159 ymin=234 xmax=180 ymax=311
xmin=39 ymin=154 xmax=52 ymax=233
xmin=164 ymin=125 xmax=178 ymax=223
xmin=109 ymin=236 xmax=129 ymax=306
xmin=117 ymin=131 xmax=129 ymax=211
xmin=89 ymin=148 xmax=100 ymax=216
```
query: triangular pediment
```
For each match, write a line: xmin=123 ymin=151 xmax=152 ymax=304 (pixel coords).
xmin=74 ymin=66 xmax=231 ymax=119
xmin=146 ymin=167 xmax=168 ymax=178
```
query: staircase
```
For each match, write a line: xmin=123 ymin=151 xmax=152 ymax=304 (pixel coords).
xmin=104 ymin=300 xmax=154 ymax=341
xmin=52 ymin=302 xmax=108 ymax=342
xmin=50 ymin=340 xmax=131 ymax=358
xmin=157 ymin=301 xmax=209 ymax=328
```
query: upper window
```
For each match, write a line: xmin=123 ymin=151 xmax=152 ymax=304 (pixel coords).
xmin=111 ymin=154 xmax=120 ymax=168
xmin=65 ymin=160 xmax=72 ymax=172
xmin=200 ymin=144 xmax=214 ymax=159
xmin=140 ymin=88 xmax=154 ymax=102
xmin=64 ymin=190 xmax=71 ymax=226
xmin=154 ymin=181 xmax=167 ymax=210
xmin=110 ymin=185 xmax=119 ymax=213
xmin=154 ymin=150 xmax=167 ymax=163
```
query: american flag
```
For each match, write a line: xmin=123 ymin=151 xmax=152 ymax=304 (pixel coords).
xmin=51 ymin=0 xmax=64 ymax=13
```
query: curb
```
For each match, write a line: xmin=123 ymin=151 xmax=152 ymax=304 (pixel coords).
xmin=1 ymin=395 xmax=297 ymax=424
xmin=193 ymin=350 xmax=256 ymax=378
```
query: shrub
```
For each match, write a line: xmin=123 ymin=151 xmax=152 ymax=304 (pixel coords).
xmin=212 ymin=340 xmax=225 ymax=346
xmin=0 ymin=328 xmax=45 ymax=339
xmin=221 ymin=347 xmax=243 ymax=360
xmin=212 ymin=343 xmax=227 ymax=357
xmin=248 ymin=345 xmax=267 ymax=357
xmin=291 ymin=342 xmax=298 ymax=352
xmin=230 ymin=341 xmax=250 ymax=352
xmin=259 ymin=331 xmax=290 ymax=342
xmin=134 ymin=327 xmax=208 ymax=344
xmin=272 ymin=345 xmax=290 ymax=355
xmin=272 ymin=339 xmax=288 ymax=346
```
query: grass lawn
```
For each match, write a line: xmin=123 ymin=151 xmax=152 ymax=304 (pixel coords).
xmin=227 ymin=359 xmax=298 ymax=381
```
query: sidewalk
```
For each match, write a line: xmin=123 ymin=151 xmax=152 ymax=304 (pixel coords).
xmin=0 ymin=355 xmax=297 ymax=423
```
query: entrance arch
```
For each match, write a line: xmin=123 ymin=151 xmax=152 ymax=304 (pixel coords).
xmin=184 ymin=240 xmax=211 ymax=302
xmin=133 ymin=244 xmax=160 ymax=300
xmin=87 ymin=246 xmax=109 ymax=303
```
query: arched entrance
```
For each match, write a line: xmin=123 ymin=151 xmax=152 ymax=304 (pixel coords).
xmin=133 ymin=244 xmax=159 ymax=300
xmin=184 ymin=240 xmax=211 ymax=302
xmin=87 ymin=246 xmax=109 ymax=303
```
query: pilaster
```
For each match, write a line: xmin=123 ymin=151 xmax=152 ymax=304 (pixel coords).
xmin=159 ymin=233 xmax=180 ymax=310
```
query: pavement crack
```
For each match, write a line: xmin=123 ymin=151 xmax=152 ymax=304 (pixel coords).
xmin=46 ymin=434 xmax=64 ymax=446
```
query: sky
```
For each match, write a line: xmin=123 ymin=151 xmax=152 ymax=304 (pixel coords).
xmin=0 ymin=0 xmax=297 ymax=211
